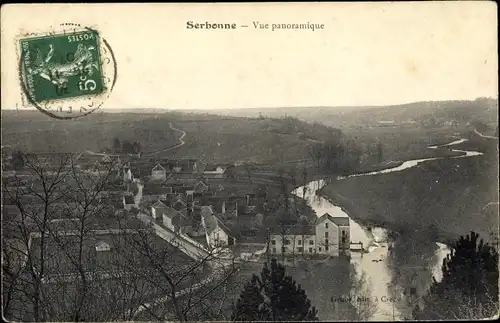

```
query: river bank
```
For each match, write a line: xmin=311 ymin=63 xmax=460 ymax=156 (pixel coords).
xmin=316 ymin=186 xmax=457 ymax=246
xmin=315 ymin=136 xmax=498 ymax=245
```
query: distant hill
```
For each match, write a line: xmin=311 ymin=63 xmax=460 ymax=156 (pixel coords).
xmin=198 ymin=98 xmax=499 ymax=128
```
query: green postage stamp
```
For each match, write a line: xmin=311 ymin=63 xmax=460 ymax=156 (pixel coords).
xmin=20 ymin=30 xmax=104 ymax=102
xmin=18 ymin=25 xmax=117 ymax=119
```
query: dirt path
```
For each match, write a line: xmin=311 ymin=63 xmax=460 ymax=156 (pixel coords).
xmin=474 ymin=128 xmax=499 ymax=140
xmin=143 ymin=122 xmax=186 ymax=157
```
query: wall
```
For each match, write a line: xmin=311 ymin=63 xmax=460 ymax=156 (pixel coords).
xmin=269 ymin=233 xmax=316 ymax=255
xmin=315 ymin=219 xmax=339 ymax=256
xmin=338 ymin=225 xmax=350 ymax=251
xmin=152 ymin=169 xmax=166 ymax=180
xmin=209 ymin=227 xmax=229 ymax=247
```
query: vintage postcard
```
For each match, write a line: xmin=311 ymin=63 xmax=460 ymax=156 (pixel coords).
xmin=1 ymin=2 xmax=498 ymax=322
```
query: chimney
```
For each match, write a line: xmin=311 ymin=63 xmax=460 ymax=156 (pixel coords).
xmin=222 ymin=201 xmax=226 ymax=214
xmin=246 ymin=194 xmax=250 ymax=205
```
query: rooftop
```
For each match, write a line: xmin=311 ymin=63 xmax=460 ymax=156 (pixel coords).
xmin=123 ymin=195 xmax=135 ymax=205
xmin=269 ymin=224 xmax=316 ymax=236
xmin=29 ymin=231 xmax=195 ymax=277
xmin=316 ymin=213 xmax=350 ymax=227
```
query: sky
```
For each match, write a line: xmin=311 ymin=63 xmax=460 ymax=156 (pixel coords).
xmin=1 ymin=2 xmax=498 ymax=111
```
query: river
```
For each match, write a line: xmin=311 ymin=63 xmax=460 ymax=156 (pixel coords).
xmin=291 ymin=137 xmax=484 ymax=321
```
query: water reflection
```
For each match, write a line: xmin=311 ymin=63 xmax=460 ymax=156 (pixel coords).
xmin=291 ymin=137 xmax=479 ymax=320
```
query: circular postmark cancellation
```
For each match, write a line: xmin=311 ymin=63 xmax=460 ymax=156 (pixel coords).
xmin=17 ymin=23 xmax=117 ymax=120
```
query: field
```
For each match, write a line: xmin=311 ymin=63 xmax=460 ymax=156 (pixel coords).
xmin=342 ymin=125 xmax=468 ymax=163
xmin=318 ymin=132 xmax=499 ymax=244
xmin=1 ymin=111 xmax=333 ymax=164
xmin=1 ymin=111 xmax=178 ymax=153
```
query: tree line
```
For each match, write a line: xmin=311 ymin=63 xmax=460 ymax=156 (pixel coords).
xmin=308 ymin=133 xmax=384 ymax=176
xmin=113 ymin=138 xmax=142 ymax=155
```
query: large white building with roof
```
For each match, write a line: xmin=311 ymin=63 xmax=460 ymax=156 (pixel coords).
xmin=269 ymin=213 xmax=350 ymax=257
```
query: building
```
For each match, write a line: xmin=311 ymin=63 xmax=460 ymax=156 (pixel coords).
xmin=142 ymin=184 xmax=173 ymax=202
xmin=269 ymin=213 xmax=350 ymax=257
xmin=193 ymin=180 xmax=209 ymax=193
xmin=122 ymin=162 xmax=133 ymax=182
xmin=151 ymin=164 xmax=167 ymax=180
xmin=202 ymin=212 xmax=236 ymax=248
xmin=151 ymin=200 xmax=170 ymax=220
xmin=203 ymin=164 xmax=226 ymax=178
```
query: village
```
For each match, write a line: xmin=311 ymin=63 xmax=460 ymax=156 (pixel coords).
xmin=3 ymin=147 xmax=357 ymax=271
xmin=100 ymin=151 xmax=354 ymax=261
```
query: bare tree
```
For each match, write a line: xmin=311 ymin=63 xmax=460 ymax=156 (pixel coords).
xmin=115 ymin=212 xmax=241 ymax=321
xmin=2 ymin=152 xmax=124 ymax=321
xmin=349 ymin=264 xmax=378 ymax=320
xmin=2 ymin=153 xmax=74 ymax=321
xmin=3 ymin=152 xmax=243 ymax=322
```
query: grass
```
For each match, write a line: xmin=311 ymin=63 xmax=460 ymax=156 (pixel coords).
xmin=1 ymin=111 xmax=178 ymax=153
xmin=343 ymin=125 xmax=468 ymax=164
xmin=2 ymin=111 xmax=332 ymax=165
xmin=318 ymin=133 xmax=499 ymax=244
xmin=221 ymin=257 xmax=355 ymax=321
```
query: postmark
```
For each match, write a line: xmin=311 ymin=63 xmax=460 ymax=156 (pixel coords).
xmin=17 ymin=23 xmax=117 ymax=119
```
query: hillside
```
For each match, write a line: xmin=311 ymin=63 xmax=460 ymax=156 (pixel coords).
xmin=1 ymin=110 xmax=339 ymax=164
xmin=1 ymin=110 xmax=179 ymax=153
xmin=203 ymin=98 xmax=499 ymax=130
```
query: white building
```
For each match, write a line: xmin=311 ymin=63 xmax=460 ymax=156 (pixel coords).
xmin=269 ymin=213 xmax=350 ymax=257
xmin=201 ymin=207 xmax=236 ymax=248
xmin=203 ymin=164 xmax=226 ymax=178
xmin=151 ymin=164 xmax=167 ymax=180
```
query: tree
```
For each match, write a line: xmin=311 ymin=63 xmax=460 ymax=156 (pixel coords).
xmin=471 ymin=120 xmax=489 ymax=133
xmin=1 ymin=152 xmax=125 ymax=321
xmin=11 ymin=150 xmax=25 ymax=170
xmin=2 ymin=152 xmax=240 ymax=322
xmin=122 ymin=141 xmax=135 ymax=154
xmin=132 ymin=141 xmax=142 ymax=154
xmin=376 ymin=142 xmax=383 ymax=164
xmin=113 ymin=138 xmax=121 ymax=153
xmin=414 ymin=231 xmax=498 ymax=320
xmin=231 ymin=259 xmax=318 ymax=321
xmin=349 ymin=266 xmax=378 ymax=320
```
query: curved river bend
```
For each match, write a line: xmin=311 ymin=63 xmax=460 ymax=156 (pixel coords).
xmin=292 ymin=138 xmax=483 ymax=321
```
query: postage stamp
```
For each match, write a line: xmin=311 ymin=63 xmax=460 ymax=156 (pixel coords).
xmin=17 ymin=24 xmax=117 ymax=119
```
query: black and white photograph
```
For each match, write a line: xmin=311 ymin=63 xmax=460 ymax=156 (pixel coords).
xmin=1 ymin=2 xmax=498 ymax=321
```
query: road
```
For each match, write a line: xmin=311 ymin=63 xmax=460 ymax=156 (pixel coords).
xmin=143 ymin=122 xmax=186 ymax=157
xmin=474 ymin=128 xmax=499 ymax=140
xmin=130 ymin=212 xmax=235 ymax=318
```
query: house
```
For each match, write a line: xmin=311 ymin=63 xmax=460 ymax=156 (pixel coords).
xmin=315 ymin=213 xmax=350 ymax=255
xmin=142 ymin=184 xmax=173 ymax=202
xmin=151 ymin=164 xmax=167 ymax=180
xmin=162 ymin=208 xmax=190 ymax=234
xmin=194 ymin=180 xmax=209 ymax=193
xmin=167 ymin=159 xmax=198 ymax=174
xmin=95 ymin=241 xmax=111 ymax=252
xmin=123 ymin=195 xmax=135 ymax=211
xmin=377 ymin=120 xmax=396 ymax=127
xmin=151 ymin=199 xmax=169 ymax=220
xmin=202 ymin=212 xmax=236 ymax=248
xmin=269 ymin=213 xmax=350 ymax=257
xmin=203 ymin=164 xmax=227 ymax=178
xmin=123 ymin=163 xmax=133 ymax=182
